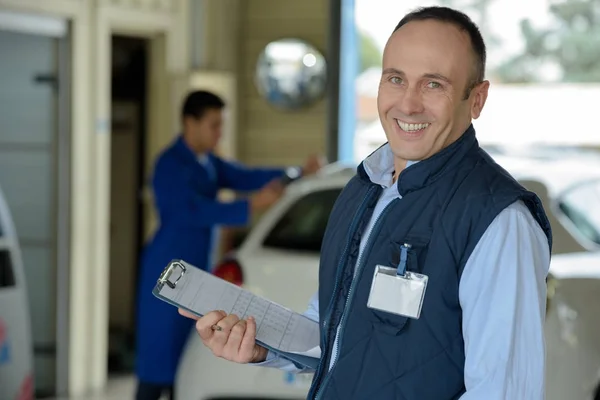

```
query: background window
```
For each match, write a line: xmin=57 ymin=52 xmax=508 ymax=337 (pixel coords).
xmin=558 ymin=180 xmax=600 ymax=246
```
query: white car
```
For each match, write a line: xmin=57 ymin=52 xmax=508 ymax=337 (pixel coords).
xmin=176 ymin=152 xmax=600 ymax=400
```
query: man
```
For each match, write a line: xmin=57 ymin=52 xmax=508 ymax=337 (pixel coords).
xmin=134 ymin=90 xmax=322 ymax=400
xmin=180 ymin=7 xmax=552 ymax=400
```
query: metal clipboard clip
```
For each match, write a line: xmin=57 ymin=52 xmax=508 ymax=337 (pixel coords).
xmin=157 ymin=261 xmax=187 ymax=290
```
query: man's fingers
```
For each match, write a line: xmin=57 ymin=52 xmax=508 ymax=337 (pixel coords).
xmin=192 ymin=312 xmax=261 ymax=363
xmin=239 ymin=316 xmax=258 ymax=362
xmin=178 ymin=309 xmax=198 ymax=320
xmin=266 ymin=179 xmax=284 ymax=192
xmin=209 ymin=314 xmax=240 ymax=353
xmin=224 ymin=319 xmax=247 ymax=360
xmin=217 ymin=314 xmax=242 ymax=333
xmin=196 ymin=310 xmax=228 ymax=341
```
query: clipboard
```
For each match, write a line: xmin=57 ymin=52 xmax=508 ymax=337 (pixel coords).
xmin=153 ymin=259 xmax=321 ymax=369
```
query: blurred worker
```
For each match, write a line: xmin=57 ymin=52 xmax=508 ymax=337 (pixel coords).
xmin=181 ymin=6 xmax=553 ymax=400
xmin=134 ymin=90 xmax=322 ymax=400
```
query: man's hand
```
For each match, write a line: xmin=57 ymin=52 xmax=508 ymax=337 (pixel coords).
xmin=250 ymin=179 xmax=284 ymax=212
xmin=179 ymin=309 xmax=268 ymax=364
xmin=302 ymin=154 xmax=325 ymax=176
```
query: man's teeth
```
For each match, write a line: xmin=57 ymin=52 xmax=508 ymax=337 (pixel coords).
xmin=396 ymin=120 xmax=430 ymax=132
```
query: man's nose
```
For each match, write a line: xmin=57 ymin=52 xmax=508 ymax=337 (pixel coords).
xmin=398 ymin=87 xmax=425 ymax=115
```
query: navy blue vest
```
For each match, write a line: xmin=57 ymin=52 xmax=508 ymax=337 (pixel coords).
xmin=307 ymin=126 xmax=552 ymax=400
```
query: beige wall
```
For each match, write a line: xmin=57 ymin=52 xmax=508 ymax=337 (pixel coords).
xmin=189 ymin=0 xmax=330 ymax=165
xmin=237 ymin=0 xmax=330 ymax=166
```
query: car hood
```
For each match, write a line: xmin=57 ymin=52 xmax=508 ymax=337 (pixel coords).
xmin=550 ymin=251 xmax=600 ymax=279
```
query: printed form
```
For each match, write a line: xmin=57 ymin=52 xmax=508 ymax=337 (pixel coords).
xmin=157 ymin=261 xmax=321 ymax=358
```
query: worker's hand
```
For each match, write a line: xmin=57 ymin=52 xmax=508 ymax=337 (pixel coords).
xmin=302 ymin=154 xmax=326 ymax=176
xmin=250 ymin=179 xmax=284 ymax=212
xmin=179 ymin=309 xmax=268 ymax=364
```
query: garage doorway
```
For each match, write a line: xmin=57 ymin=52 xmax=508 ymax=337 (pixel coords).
xmin=108 ymin=35 xmax=148 ymax=376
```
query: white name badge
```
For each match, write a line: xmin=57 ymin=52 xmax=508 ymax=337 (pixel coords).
xmin=367 ymin=265 xmax=428 ymax=319
xmin=367 ymin=242 xmax=428 ymax=320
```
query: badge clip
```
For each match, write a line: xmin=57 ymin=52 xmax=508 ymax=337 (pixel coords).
xmin=396 ymin=243 xmax=412 ymax=276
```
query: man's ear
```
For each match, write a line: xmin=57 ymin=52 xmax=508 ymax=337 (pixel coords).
xmin=182 ymin=115 xmax=197 ymax=131
xmin=470 ymin=80 xmax=490 ymax=120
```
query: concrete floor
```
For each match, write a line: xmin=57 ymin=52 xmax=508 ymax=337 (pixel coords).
xmin=50 ymin=375 xmax=142 ymax=400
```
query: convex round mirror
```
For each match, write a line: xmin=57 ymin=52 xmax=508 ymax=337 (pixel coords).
xmin=255 ymin=38 xmax=327 ymax=110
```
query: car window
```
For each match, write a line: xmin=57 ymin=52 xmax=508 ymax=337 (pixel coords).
xmin=0 ymin=250 xmax=16 ymax=288
xmin=263 ymin=188 xmax=342 ymax=253
xmin=558 ymin=180 xmax=600 ymax=246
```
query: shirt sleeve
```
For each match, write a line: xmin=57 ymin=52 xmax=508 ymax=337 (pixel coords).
xmin=458 ymin=200 xmax=550 ymax=400
xmin=214 ymin=156 xmax=286 ymax=192
xmin=251 ymin=291 xmax=320 ymax=373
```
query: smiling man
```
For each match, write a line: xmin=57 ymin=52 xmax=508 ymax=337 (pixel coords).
xmin=181 ymin=7 xmax=553 ymax=400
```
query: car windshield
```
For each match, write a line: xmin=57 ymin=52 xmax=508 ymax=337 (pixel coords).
xmin=558 ymin=179 xmax=600 ymax=246
xmin=263 ymin=188 xmax=342 ymax=253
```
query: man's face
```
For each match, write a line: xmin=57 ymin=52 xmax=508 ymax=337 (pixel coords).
xmin=184 ymin=108 xmax=223 ymax=153
xmin=377 ymin=19 xmax=489 ymax=168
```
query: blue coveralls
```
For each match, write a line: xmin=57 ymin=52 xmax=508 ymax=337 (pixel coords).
xmin=135 ymin=136 xmax=285 ymax=385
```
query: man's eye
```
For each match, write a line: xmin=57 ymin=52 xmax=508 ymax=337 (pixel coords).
xmin=390 ymin=76 xmax=402 ymax=84
xmin=427 ymin=81 xmax=442 ymax=89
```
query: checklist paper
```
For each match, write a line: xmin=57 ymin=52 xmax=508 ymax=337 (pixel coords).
xmin=153 ymin=260 xmax=321 ymax=368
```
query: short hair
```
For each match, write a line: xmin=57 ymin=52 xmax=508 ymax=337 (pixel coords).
xmin=394 ymin=6 xmax=486 ymax=99
xmin=181 ymin=90 xmax=225 ymax=119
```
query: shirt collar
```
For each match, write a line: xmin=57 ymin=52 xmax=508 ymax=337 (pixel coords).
xmin=362 ymin=143 xmax=418 ymax=188
xmin=358 ymin=124 xmax=478 ymax=196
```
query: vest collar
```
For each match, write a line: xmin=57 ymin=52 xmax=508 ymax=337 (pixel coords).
xmin=358 ymin=124 xmax=478 ymax=197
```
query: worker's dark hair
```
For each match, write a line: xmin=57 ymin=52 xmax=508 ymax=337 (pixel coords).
xmin=394 ymin=6 xmax=486 ymax=99
xmin=181 ymin=90 xmax=225 ymax=120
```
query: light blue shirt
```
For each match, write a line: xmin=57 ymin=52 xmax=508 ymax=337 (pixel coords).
xmin=258 ymin=144 xmax=550 ymax=399
xmin=197 ymin=153 xmax=216 ymax=181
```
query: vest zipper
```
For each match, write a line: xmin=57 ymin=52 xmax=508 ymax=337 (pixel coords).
xmin=307 ymin=185 xmax=378 ymax=399
xmin=314 ymin=197 xmax=400 ymax=400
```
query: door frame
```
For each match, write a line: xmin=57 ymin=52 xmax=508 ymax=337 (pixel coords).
xmin=89 ymin=2 xmax=190 ymax=394
xmin=55 ymin=26 xmax=72 ymax=398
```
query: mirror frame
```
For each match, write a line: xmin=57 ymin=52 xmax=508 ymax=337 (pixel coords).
xmin=254 ymin=37 xmax=328 ymax=111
